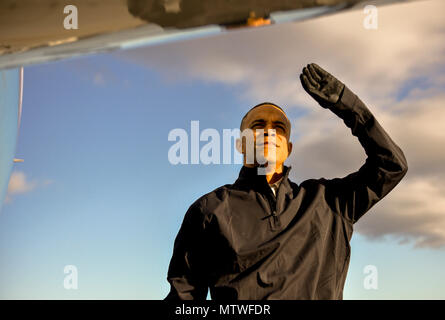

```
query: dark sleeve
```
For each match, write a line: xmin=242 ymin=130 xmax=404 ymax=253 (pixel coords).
xmin=322 ymin=85 xmax=408 ymax=224
xmin=164 ymin=200 xmax=209 ymax=300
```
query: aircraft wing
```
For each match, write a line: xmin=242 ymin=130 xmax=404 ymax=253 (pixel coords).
xmin=0 ymin=0 xmax=424 ymax=70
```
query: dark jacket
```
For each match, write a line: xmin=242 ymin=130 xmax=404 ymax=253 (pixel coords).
xmin=165 ymin=86 xmax=408 ymax=300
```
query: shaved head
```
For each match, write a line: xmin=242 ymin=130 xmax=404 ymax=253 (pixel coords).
xmin=240 ymin=102 xmax=291 ymax=138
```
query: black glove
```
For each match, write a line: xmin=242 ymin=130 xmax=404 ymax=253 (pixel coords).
xmin=300 ymin=63 xmax=345 ymax=109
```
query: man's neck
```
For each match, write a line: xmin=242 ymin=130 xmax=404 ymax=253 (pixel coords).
xmin=244 ymin=162 xmax=284 ymax=184
xmin=266 ymin=167 xmax=283 ymax=184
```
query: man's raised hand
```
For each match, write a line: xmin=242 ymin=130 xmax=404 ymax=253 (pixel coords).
xmin=300 ymin=63 xmax=345 ymax=109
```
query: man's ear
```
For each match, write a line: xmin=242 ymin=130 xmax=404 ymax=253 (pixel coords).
xmin=236 ymin=138 xmax=244 ymax=154
xmin=287 ymin=141 xmax=293 ymax=157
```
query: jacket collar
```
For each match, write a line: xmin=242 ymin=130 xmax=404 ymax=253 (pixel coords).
xmin=234 ymin=164 xmax=293 ymax=192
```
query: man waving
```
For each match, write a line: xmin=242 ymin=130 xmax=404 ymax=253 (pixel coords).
xmin=165 ymin=63 xmax=408 ymax=300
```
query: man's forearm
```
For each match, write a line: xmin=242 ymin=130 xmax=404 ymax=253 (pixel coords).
xmin=324 ymin=84 xmax=408 ymax=224
xmin=330 ymin=85 xmax=408 ymax=177
xmin=165 ymin=201 xmax=210 ymax=300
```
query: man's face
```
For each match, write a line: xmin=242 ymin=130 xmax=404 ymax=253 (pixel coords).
xmin=238 ymin=105 xmax=292 ymax=169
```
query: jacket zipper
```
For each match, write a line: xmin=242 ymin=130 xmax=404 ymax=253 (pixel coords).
xmin=264 ymin=190 xmax=280 ymax=230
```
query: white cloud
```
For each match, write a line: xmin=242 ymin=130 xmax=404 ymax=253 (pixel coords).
xmin=5 ymin=171 xmax=52 ymax=204
xmin=356 ymin=177 xmax=445 ymax=249
xmin=117 ymin=0 xmax=445 ymax=248
xmin=7 ymin=171 xmax=37 ymax=195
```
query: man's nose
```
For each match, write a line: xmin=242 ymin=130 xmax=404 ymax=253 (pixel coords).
xmin=263 ymin=125 xmax=276 ymax=136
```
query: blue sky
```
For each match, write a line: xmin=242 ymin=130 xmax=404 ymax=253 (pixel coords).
xmin=1 ymin=0 xmax=445 ymax=299
xmin=0 ymin=54 xmax=246 ymax=299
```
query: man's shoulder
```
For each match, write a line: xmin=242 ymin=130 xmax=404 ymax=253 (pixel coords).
xmin=192 ymin=183 xmax=233 ymax=208
xmin=289 ymin=177 xmax=332 ymax=197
